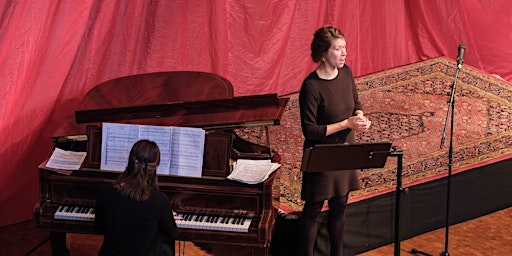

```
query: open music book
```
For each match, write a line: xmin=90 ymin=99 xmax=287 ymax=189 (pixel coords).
xmin=227 ymin=159 xmax=280 ymax=184
xmin=46 ymin=148 xmax=87 ymax=171
xmin=100 ymin=122 xmax=205 ymax=177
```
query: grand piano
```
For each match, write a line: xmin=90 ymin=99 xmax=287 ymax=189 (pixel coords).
xmin=33 ymin=71 xmax=289 ymax=256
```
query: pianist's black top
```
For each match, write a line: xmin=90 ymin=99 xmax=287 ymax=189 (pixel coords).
xmin=95 ymin=184 xmax=179 ymax=256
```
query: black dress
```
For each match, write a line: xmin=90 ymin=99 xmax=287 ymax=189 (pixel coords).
xmin=299 ymin=65 xmax=362 ymax=201
xmin=95 ymin=185 xmax=179 ymax=256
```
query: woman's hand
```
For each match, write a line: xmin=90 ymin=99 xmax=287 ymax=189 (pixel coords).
xmin=327 ymin=115 xmax=371 ymax=136
xmin=348 ymin=115 xmax=371 ymax=132
xmin=172 ymin=211 xmax=183 ymax=220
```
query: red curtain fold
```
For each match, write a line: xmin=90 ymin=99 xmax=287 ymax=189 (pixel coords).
xmin=1 ymin=0 xmax=511 ymax=226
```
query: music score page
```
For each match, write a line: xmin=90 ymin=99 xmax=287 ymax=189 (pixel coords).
xmin=100 ymin=122 xmax=205 ymax=177
xmin=227 ymin=159 xmax=280 ymax=184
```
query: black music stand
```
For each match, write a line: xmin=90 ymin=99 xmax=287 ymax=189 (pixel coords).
xmin=301 ymin=142 xmax=392 ymax=172
xmin=301 ymin=142 xmax=405 ymax=256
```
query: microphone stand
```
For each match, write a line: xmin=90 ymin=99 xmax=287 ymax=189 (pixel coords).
xmin=412 ymin=61 xmax=462 ymax=256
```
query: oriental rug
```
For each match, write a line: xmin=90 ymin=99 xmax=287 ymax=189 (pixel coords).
xmin=235 ymin=57 xmax=512 ymax=213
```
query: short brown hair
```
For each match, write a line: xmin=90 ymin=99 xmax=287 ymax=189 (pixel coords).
xmin=310 ymin=26 xmax=345 ymax=62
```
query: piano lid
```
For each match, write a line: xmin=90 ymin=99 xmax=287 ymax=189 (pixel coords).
xmin=54 ymin=71 xmax=288 ymax=137
xmin=75 ymin=94 xmax=288 ymax=130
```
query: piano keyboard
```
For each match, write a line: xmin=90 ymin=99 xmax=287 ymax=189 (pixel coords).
xmin=175 ymin=213 xmax=252 ymax=233
xmin=54 ymin=205 xmax=95 ymax=222
xmin=54 ymin=205 xmax=252 ymax=233
xmin=53 ymin=205 xmax=252 ymax=233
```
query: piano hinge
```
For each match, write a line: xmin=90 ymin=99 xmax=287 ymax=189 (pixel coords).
xmin=264 ymin=126 xmax=273 ymax=158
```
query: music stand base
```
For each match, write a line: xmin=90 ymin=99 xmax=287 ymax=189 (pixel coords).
xmin=411 ymin=248 xmax=451 ymax=256
xmin=411 ymin=248 xmax=433 ymax=256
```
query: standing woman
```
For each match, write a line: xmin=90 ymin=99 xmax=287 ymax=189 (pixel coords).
xmin=95 ymin=139 xmax=179 ymax=256
xmin=298 ymin=26 xmax=371 ymax=256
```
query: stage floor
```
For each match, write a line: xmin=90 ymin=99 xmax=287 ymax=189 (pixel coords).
xmin=2 ymin=207 xmax=509 ymax=255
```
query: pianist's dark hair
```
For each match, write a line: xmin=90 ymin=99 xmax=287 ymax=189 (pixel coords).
xmin=114 ymin=139 xmax=161 ymax=202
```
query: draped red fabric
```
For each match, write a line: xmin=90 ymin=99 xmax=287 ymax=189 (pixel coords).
xmin=1 ymin=0 xmax=511 ymax=226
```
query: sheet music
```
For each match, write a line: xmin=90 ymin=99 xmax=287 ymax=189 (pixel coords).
xmin=138 ymin=125 xmax=172 ymax=175
xmin=169 ymin=127 xmax=205 ymax=177
xmin=100 ymin=123 xmax=205 ymax=177
xmin=228 ymin=159 xmax=280 ymax=184
xmin=46 ymin=148 xmax=87 ymax=170
xmin=101 ymin=123 xmax=139 ymax=171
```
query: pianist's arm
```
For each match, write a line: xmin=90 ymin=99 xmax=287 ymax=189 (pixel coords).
xmin=159 ymin=192 xmax=180 ymax=240
xmin=94 ymin=185 xmax=106 ymax=235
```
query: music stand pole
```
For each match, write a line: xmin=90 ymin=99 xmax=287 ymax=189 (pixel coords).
xmin=412 ymin=50 xmax=463 ymax=256
xmin=389 ymin=148 xmax=405 ymax=256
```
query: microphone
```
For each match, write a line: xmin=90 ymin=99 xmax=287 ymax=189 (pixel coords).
xmin=457 ymin=44 xmax=465 ymax=68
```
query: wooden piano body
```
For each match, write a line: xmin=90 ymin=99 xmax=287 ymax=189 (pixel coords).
xmin=33 ymin=71 xmax=288 ymax=256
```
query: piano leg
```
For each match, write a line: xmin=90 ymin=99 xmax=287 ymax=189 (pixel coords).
xmin=253 ymin=247 xmax=270 ymax=256
xmin=49 ymin=232 xmax=69 ymax=256
xmin=195 ymin=242 xmax=269 ymax=256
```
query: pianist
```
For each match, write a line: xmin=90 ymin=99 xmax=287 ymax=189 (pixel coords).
xmin=94 ymin=139 xmax=179 ymax=256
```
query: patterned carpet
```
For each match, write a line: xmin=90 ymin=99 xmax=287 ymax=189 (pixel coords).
xmin=236 ymin=57 xmax=512 ymax=213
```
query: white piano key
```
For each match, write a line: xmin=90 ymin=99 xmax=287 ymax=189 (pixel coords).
xmin=53 ymin=204 xmax=96 ymax=222
xmin=175 ymin=212 xmax=252 ymax=233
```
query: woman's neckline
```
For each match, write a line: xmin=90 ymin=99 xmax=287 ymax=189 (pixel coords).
xmin=315 ymin=66 xmax=340 ymax=80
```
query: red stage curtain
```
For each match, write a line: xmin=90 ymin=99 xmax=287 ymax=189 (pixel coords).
xmin=1 ymin=0 xmax=511 ymax=226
